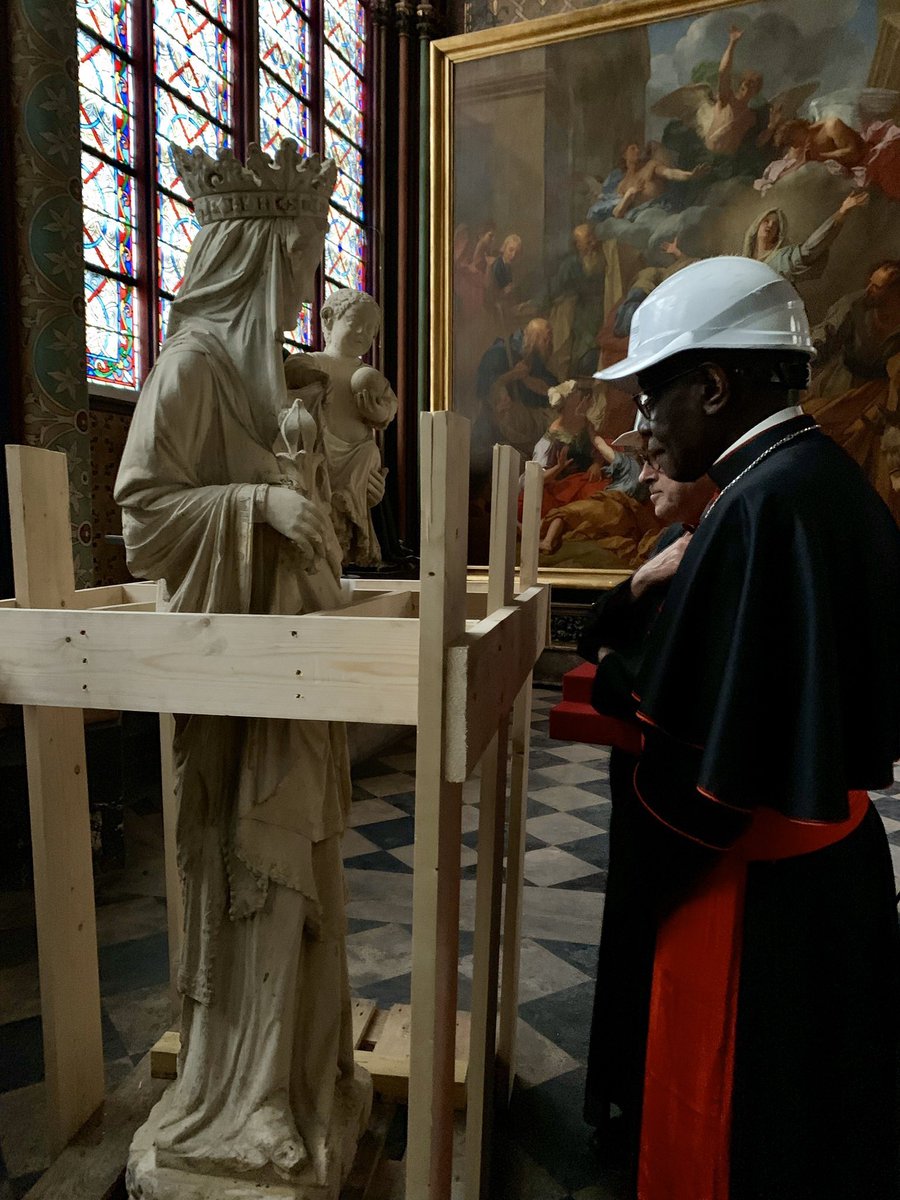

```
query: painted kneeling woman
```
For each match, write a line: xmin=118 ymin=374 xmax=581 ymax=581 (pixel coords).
xmin=115 ymin=140 xmax=371 ymax=1197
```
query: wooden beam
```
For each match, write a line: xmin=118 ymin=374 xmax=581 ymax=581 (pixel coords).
xmin=0 ymin=609 xmax=420 ymax=723
xmin=464 ymin=444 xmax=519 ymax=1200
xmin=497 ymin=460 xmax=542 ymax=1100
xmin=406 ymin=412 xmax=469 ymax=1200
xmin=6 ymin=445 xmax=105 ymax=1154
xmin=311 ymin=590 xmax=420 ymax=619
xmin=443 ymin=585 xmax=548 ymax=783
xmin=158 ymin=623 xmax=182 ymax=1017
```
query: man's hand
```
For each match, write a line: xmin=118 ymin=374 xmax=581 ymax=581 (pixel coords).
xmin=264 ymin=488 xmax=330 ymax=561
xmin=366 ymin=466 xmax=387 ymax=507
xmin=630 ymin=531 xmax=692 ymax=599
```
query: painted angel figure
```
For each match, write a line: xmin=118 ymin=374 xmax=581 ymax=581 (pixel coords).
xmin=652 ymin=24 xmax=818 ymax=172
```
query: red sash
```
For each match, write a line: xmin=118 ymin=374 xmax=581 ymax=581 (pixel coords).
xmin=637 ymin=790 xmax=870 ymax=1200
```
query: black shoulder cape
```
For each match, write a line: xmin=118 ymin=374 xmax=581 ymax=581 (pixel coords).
xmin=634 ymin=415 xmax=900 ymax=825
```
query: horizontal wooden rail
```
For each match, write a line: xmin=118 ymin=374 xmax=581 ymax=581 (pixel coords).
xmin=0 ymin=608 xmax=420 ymax=724
xmin=444 ymin=585 xmax=549 ymax=782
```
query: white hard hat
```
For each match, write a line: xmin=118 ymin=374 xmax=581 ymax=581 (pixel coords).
xmin=595 ymin=256 xmax=815 ymax=395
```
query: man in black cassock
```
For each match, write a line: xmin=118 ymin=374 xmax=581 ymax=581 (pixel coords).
xmin=595 ymin=255 xmax=900 ymax=1200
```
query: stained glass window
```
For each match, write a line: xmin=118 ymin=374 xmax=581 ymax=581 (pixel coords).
xmin=80 ymin=0 xmax=371 ymax=388
xmin=321 ymin=0 xmax=367 ymax=304
xmin=153 ymin=0 xmax=234 ymax=345
xmin=78 ymin=2 xmax=139 ymax=387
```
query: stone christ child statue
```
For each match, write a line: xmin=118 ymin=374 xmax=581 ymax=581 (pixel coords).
xmin=287 ymin=288 xmax=398 ymax=566
xmin=115 ymin=140 xmax=371 ymax=1198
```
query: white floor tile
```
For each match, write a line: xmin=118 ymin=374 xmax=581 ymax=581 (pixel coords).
xmin=523 ymin=846 xmax=599 ymax=887
xmin=527 ymin=812 xmax=605 ymax=847
xmin=342 ymin=828 xmax=379 ymax=858
xmin=347 ymin=797 xmax=407 ymax=827
xmin=357 ymin=772 xmax=417 ymax=798
xmin=542 ymin=742 xmax=612 ymax=763
xmin=345 ymin=922 xmax=413 ymax=989
xmin=533 ymin=762 xmax=608 ymax=787
xmin=530 ymin=785 xmax=607 ymax=813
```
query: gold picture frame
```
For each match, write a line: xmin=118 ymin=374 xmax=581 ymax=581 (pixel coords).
xmin=430 ymin=0 xmax=900 ymax=586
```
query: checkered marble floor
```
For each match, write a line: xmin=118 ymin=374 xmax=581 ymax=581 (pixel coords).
xmin=1 ymin=687 xmax=899 ymax=1199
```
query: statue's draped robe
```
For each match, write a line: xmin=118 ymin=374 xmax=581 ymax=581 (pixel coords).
xmin=116 ymin=325 xmax=354 ymax=1180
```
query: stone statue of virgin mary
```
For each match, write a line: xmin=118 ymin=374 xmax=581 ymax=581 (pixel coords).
xmin=115 ymin=140 xmax=371 ymax=1199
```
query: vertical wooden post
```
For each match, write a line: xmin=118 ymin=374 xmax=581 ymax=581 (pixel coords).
xmin=497 ymin=461 xmax=542 ymax=1100
xmin=464 ymin=444 xmax=520 ymax=1200
xmin=6 ymin=446 xmax=104 ymax=1153
xmin=156 ymin=582 xmax=182 ymax=1013
xmin=407 ymin=412 xmax=470 ymax=1200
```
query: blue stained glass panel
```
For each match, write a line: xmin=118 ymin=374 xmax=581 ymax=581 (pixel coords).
xmin=330 ymin=0 xmax=365 ymax=38
xmin=285 ymin=303 xmax=313 ymax=347
xmin=77 ymin=0 xmax=129 ymax=51
xmin=188 ymin=0 xmax=231 ymax=25
xmin=328 ymin=210 xmax=365 ymax=259
xmin=156 ymin=88 xmax=225 ymax=195
xmin=154 ymin=6 xmax=232 ymax=125
xmin=83 ymin=207 xmax=134 ymax=277
xmin=157 ymin=193 xmax=200 ymax=294
xmin=324 ymin=1 xmax=364 ymax=73
xmin=259 ymin=9 xmax=309 ymax=99
xmin=331 ymin=171 xmax=363 ymax=220
xmin=78 ymin=33 xmax=131 ymax=161
xmin=324 ymin=126 xmax=362 ymax=185
xmin=325 ymin=229 xmax=364 ymax=291
xmin=159 ymin=294 xmax=173 ymax=344
xmin=82 ymin=155 xmax=133 ymax=226
xmin=85 ymin=271 xmax=137 ymax=387
xmin=324 ymin=49 xmax=363 ymax=146
xmin=259 ymin=69 xmax=309 ymax=152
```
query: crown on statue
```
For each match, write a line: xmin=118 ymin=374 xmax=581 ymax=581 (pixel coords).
xmin=171 ymin=139 xmax=337 ymax=226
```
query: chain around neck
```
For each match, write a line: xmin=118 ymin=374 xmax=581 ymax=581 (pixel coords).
xmin=702 ymin=424 xmax=818 ymax=522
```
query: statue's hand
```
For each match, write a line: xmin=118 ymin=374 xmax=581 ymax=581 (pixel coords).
xmin=264 ymin=487 xmax=330 ymax=560
xmin=366 ymin=466 xmax=387 ymax=507
xmin=356 ymin=388 xmax=396 ymax=428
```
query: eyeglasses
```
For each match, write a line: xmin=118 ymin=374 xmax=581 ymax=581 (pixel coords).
xmin=621 ymin=446 xmax=663 ymax=470
xmin=634 ymin=364 xmax=706 ymax=419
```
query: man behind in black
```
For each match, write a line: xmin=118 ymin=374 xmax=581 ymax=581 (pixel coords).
xmin=577 ymin=457 xmax=713 ymax=1174
xmin=595 ymin=256 xmax=900 ymax=1200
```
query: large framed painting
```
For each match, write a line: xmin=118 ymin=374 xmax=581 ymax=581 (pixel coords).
xmin=431 ymin=0 xmax=900 ymax=584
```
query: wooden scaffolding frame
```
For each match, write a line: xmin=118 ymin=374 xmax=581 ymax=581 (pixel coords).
xmin=0 ymin=411 xmax=547 ymax=1200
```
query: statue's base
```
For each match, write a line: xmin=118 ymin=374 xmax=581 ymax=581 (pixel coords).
xmin=126 ymin=1067 xmax=372 ymax=1200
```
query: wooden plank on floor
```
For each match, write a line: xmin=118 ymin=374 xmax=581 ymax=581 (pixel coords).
xmin=150 ymin=1031 xmax=180 ymax=1080
xmin=353 ymin=998 xmax=378 ymax=1049
xmin=7 ymin=445 xmax=105 ymax=1154
xmin=22 ymin=1052 xmax=167 ymax=1200
xmin=374 ymin=1004 xmax=412 ymax=1059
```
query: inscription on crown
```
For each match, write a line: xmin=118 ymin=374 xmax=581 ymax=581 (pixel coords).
xmin=171 ymin=138 xmax=337 ymax=227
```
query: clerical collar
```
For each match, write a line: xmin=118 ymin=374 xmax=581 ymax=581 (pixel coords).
xmin=713 ymin=405 xmax=804 ymax=466
xmin=708 ymin=411 xmax=817 ymax=490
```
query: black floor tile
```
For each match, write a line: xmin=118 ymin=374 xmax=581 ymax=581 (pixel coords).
xmin=98 ymin=931 xmax=169 ymax=997
xmin=0 ymin=1016 xmax=43 ymax=1094
xmin=346 ymin=849 xmax=413 ymax=875
xmin=356 ymin=817 xmax=416 ymax=853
